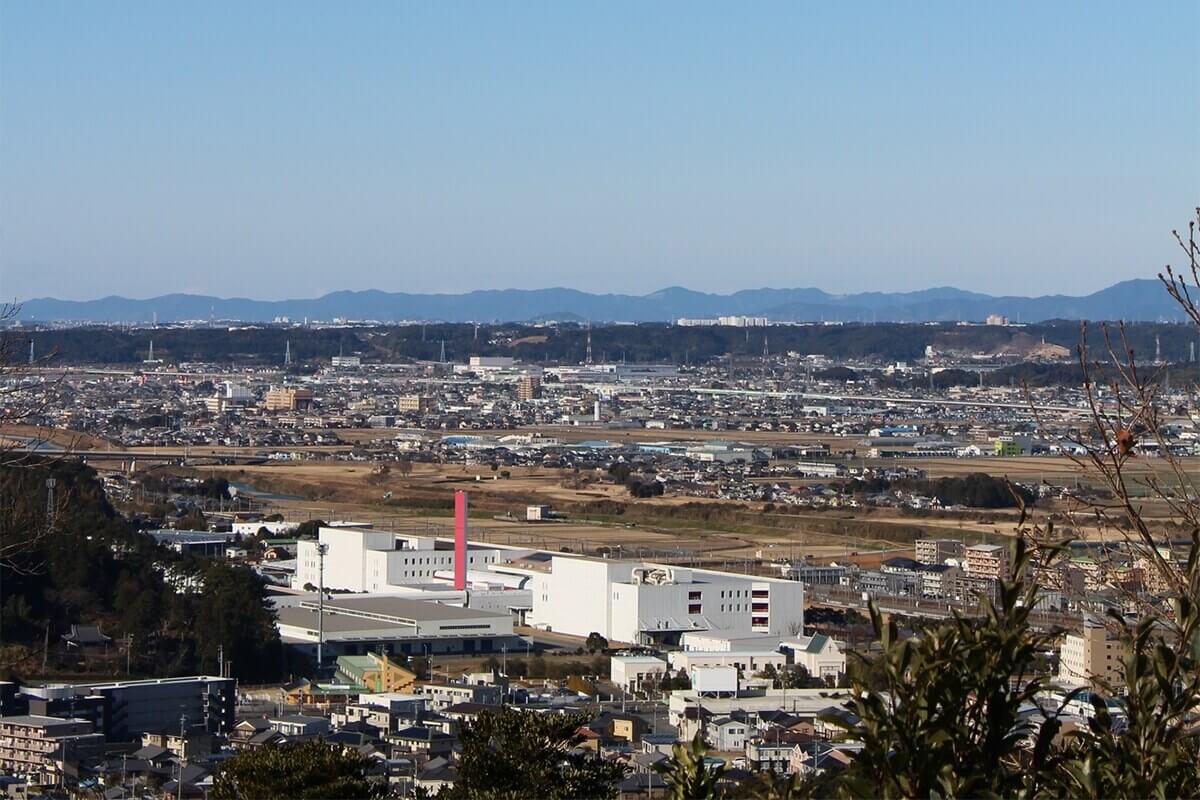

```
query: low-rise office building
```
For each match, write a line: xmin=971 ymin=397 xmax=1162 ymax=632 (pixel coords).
xmin=610 ymin=655 xmax=670 ymax=692
xmin=668 ymin=650 xmax=787 ymax=676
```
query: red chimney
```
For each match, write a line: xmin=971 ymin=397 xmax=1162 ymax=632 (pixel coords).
xmin=454 ymin=490 xmax=468 ymax=590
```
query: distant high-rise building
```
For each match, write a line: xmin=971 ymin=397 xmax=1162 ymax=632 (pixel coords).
xmin=397 ymin=394 xmax=434 ymax=413
xmin=517 ymin=374 xmax=542 ymax=401
xmin=265 ymin=386 xmax=314 ymax=412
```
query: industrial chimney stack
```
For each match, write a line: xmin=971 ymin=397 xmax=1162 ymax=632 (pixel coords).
xmin=454 ymin=491 xmax=468 ymax=591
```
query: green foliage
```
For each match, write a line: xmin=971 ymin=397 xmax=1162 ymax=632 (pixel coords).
xmin=840 ymin=472 xmax=1035 ymax=509
xmin=1050 ymin=595 xmax=1200 ymax=796
xmin=441 ymin=707 xmax=627 ymax=800
xmin=210 ymin=739 xmax=382 ymax=800
xmin=585 ymin=631 xmax=609 ymax=653
xmin=830 ymin=539 xmax=1063 ymax=798
xmin=188 ymin=560 xmax=282 ymax=682
xmin=0 ymin=457 xmax=285 ymax=681
xmin=655 ymin=734 xmax=725 ymax=800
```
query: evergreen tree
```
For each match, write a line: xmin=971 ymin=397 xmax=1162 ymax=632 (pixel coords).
xmin=210 ymin=740 xmax=382 ymax=800
xmin=441 ymin=708 xmax=627 ymax=800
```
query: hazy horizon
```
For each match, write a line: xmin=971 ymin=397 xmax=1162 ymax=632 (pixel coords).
xmin=9 ymin=277 xmax=1164 ymax=305
xmin=2 ymin=2 xmax=1197 ymax=302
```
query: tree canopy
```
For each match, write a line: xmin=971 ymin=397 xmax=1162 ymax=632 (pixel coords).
xmin=210 ymin=740 xmax=382 ymax=800
xmin=441 ymin=708 xmax=627 ymax=800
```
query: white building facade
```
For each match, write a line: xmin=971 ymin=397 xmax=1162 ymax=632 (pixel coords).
xmin=507 ymin=557 xmax=804 ymax=646
xmin=294 ymin=527 xmax=520 ymax=592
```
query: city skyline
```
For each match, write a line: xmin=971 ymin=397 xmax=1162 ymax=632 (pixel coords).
xmin=2 ymin=2 xmax=1197 ymax=301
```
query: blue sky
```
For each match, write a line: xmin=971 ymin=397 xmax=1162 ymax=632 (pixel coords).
xmin=1 ymin=2 xmax=1196 ymax=301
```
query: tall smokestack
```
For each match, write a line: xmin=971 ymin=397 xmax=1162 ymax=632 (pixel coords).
xmin=454 ymin=491 xmax=468 ymax=590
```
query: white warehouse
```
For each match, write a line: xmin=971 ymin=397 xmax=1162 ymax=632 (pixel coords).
xmin=499 ymin=556 xmax=804 ymax=646
xmin=294 ymin=526 xmax=527 ymax=593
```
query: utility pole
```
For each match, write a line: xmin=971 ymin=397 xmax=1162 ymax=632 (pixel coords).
xmin=177 ymin=714 xmax=187 ymax=800
xmin=316 ymin=543 xmax=329 ymax=671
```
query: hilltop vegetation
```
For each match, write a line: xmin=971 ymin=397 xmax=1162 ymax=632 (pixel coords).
xmin=0 ymin=457 xmax=286 ymax=682
xmin=20 ymin=319 xmax=1200 ymax=374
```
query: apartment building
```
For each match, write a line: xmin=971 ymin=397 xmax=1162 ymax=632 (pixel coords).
xmin=516 ymin=374 xmax=542 ymax=401
xmin=22 ymin=676 xmax=237 ymax=741
xmin=0 ymin=715 xmax=103 ymax=784
xmin=965 ymin=544 xmax=1010 ymax=580
xmin=264 ymin=386 xmax=314 ymax=412
xmin=418 ymin=683 xmax=502 ymax=711
xmin=397 ymin=394 xmax=435 ymax=413
xmin=1059 ymin=622 xmax=1124 ymax=690
xmin=915 ymin=538 xmax=963 ymax=566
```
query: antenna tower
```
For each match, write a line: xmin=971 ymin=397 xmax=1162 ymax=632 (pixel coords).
xmin=439 ymin=340 xmax=446 ymax=363
xmin=284 ymin=340 xmax=292 ymax=367
xmin=45 ymin=477 xmax=57 ymax=531
xmin=585 ymin=327 xmax=593 ymax=365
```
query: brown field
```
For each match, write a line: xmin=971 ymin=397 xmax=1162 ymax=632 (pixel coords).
xmin=201 ymin=448 xmax=1194 ymax=563
xmin=1 ymin=423 xmax=115 ymax=451
xmin=894 ymin=454 xmax=1200 ymax=485
xmin=16 ymin=408 xmax=1174 ymax=562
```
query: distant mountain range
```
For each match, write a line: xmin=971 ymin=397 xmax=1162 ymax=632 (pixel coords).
xmin=15 ymin=279 xmax=1184 ymax=324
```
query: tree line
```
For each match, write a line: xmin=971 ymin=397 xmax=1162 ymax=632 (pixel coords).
xmin=0 ymin=457 xmax=291 ymax=682
xmin=22 ymin=320 xmax=1198 ymax=373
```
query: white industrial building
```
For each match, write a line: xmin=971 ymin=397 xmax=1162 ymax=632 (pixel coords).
xmin=610 ymin=654 xmax=670 ymax=692
xmin=233 ymin=519 xmax=300 ymax=537
xmin=497 ymin=556 xmax=804 ymax=646
xmin=680 ymin=632 xmax=783 ymax=652
xmin=294 ymin=526 xmax=528 ymax=593
xmin=275 ymin=595 xmax=520 ymax=663
xmin=668 ymin=650 xmax=788 ymax=675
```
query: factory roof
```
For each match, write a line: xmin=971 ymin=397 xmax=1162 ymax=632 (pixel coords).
xmin=317 ymin=596 xmax=506 ymax=622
